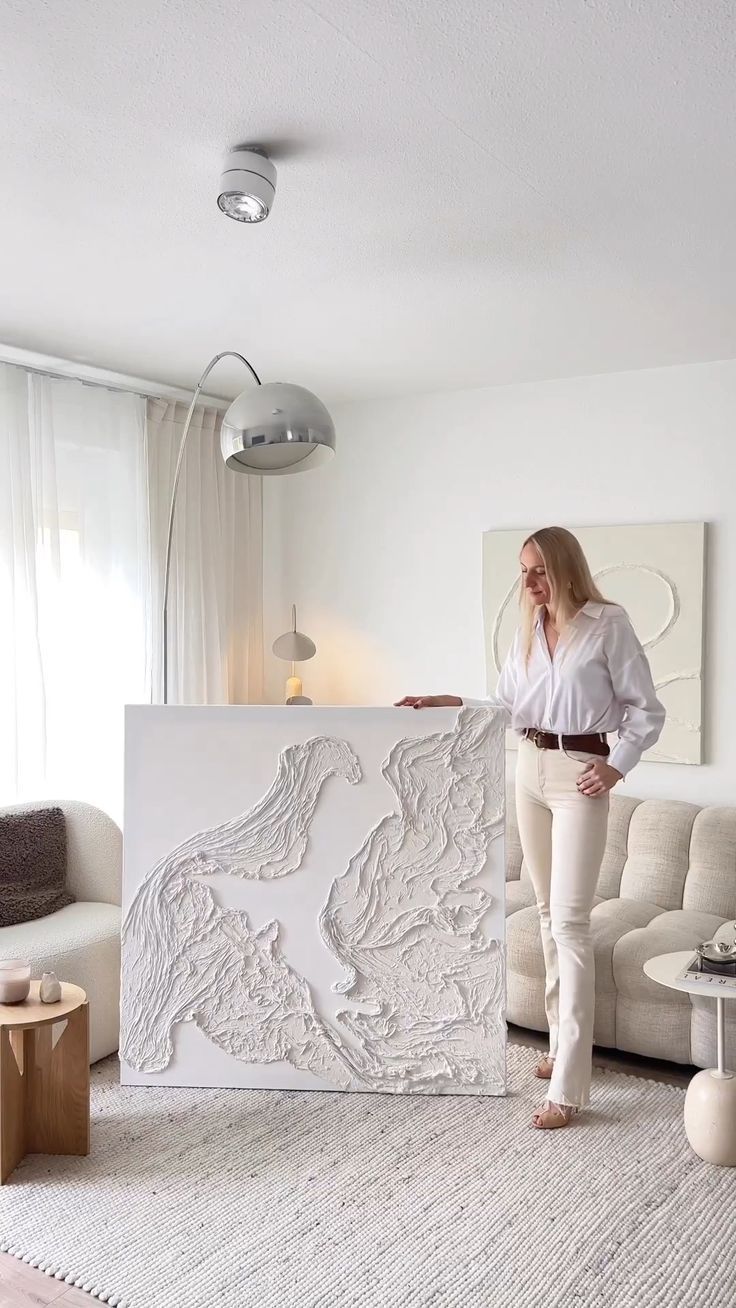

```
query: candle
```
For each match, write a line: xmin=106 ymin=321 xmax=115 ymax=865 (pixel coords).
xmin=0 ymin=960 xmax=31 ymax=1004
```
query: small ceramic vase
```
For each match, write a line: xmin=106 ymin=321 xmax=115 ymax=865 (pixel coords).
xmin=39 ymin=971 xmax=62 ymax=1003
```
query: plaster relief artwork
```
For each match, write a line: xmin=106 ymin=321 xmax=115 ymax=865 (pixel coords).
xmin=321 ymin=710 xmax=505 ymax=1092
xmin=121 ymin=736 xmax=363 ymax=1080
xmin=482 ymin=523 xmax=706 ymax=764
xmin=121 ymin=706 xmax=506 ymax=1096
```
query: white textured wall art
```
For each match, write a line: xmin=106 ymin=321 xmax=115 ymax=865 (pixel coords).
xmin=121 ymin=705 xmax=506 ymax=1095
xmin=482 ymin=522 xmax=706 ymax=765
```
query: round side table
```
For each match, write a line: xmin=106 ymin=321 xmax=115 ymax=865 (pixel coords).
xmin=644 ymin=950 xmax=736 ymax=1167
xmin=0 ymin=981 xmax=89 ymax=1184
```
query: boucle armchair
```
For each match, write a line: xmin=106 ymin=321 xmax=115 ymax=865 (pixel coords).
xmin=0 ymin=799 xmax=121 ymax=1063
xmin=505 ymin=790 xmax=736 ymax=1069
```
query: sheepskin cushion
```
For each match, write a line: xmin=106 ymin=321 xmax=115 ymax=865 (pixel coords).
xmin=0 ymin=806 xmax=74 ymax=927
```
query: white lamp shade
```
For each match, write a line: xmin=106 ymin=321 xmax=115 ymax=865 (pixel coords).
xmin=272 ymin=630 xmax=317 ymax=662
xmin=220 ymin=382 xmax=335 ymax=475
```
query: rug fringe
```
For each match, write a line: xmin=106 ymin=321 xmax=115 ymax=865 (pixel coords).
xmin=0 ymin=1240 xmax=129 ymax=1307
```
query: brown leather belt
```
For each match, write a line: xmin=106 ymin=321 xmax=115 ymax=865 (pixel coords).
xmin=523 ymin=728 xmax=610 ymax=757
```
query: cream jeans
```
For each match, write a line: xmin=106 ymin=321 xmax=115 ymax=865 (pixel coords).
xmin=515 ymin=738 xmax=610 ymax=1109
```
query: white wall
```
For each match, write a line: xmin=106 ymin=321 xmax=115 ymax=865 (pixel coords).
xmin=264 ymin=359 xmax=735 ymax=806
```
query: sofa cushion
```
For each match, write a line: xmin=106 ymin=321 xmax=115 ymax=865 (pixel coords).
xmin=505 ymin=880 xmax=536 ymax=916
xmin=506 ymin=905 xmax=546 ymax=980
xmin=590 ymin=898 xmax=667 ymax=993
xmin=681 ymin=808 xmax=736 ymax=919
xmin=507 ymin=896 xmax=606 ymax=979
xmin=588 ymin=901 xmax=666 ymax=1052
xmin=505 ymin=784 xmax=524 ymax=883
xmin=610 ymin=910 xmax=729 ymax=1065
xmin=612 ymin=908 xmax=731 ymax=1001
xmin=588 ymin=896 xmax=662 ymax=1050
xmin=504 ymin=898 xmax=669 ymax=1049
xmin=618 ymin=801 xmax=701 ymax=909
xmin=595 ymin=796 xmax=642 ymax=900
xmin=0 ymin=806 xmax=75 ymax=928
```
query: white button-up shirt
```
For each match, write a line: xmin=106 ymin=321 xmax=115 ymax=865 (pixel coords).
xmin=464 ymin=602 xmax=665 ymax=777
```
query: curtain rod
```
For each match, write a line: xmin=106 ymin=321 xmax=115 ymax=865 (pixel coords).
xmin=0 ymin=343 xmax=231 ymax=411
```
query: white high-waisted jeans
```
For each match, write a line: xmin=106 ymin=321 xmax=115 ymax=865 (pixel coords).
xmin=515 ymin=738 xmax=610 ymax=1109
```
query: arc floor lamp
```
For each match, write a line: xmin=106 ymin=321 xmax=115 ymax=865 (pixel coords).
xmin=162 ymin=351 xmax=334 ymax=703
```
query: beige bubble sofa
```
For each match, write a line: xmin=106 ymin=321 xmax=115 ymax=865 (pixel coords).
xmin=0 ymin=799 xmax=121 ymax=1063
xmin=505 ymin=789 xmax=736 ymax=1068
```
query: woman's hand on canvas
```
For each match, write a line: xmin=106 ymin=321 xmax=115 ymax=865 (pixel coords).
xmin=394 ymin=694 xmax=464 ymax=709
xmin=577 ymin=759 xmax=623 ymax=797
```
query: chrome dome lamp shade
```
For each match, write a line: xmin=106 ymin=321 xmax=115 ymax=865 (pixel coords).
xmin=221 ymin=381 xmax=336 ymax=475
xmin=161 ymin=351 xmax=335 ymax=702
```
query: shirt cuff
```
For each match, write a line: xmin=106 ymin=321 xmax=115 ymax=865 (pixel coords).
xmin=460 ymin=697 xmax=490 ymax=707
xmin=608 ymin=740 xmax=641 ymax=778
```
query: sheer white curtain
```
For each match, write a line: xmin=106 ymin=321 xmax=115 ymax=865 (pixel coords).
xmin=146 ymin=399 xmax=263 ymax=706
xmin=0 ymin=365 xmax=150 ymax=818
xmin=0 ymin=370 xmax=264 ymax=817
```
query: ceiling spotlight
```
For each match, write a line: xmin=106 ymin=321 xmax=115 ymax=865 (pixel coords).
xmin=217 ymin=147 xmax=276 ymax=223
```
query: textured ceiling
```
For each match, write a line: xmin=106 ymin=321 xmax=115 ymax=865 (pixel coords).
xmin=1 ymin=0 xmax=735 ymax=403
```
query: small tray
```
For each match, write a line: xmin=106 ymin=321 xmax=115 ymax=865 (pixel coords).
xmin=677 ymin=954 xmax=736 ymax=990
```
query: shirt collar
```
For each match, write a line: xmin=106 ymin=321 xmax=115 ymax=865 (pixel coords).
xmin=534 ymin=600 xmax=604 ymax=627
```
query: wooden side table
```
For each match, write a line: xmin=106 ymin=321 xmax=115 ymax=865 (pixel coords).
xmin=0 ymin=981 xmax=89 ymax=1184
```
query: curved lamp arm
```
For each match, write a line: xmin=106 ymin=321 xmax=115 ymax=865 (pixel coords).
xmin=162 ymin=351 xmax=261 ymax=704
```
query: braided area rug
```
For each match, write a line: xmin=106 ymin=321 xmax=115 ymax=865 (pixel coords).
xmin=1 ymin=1047 xmax=733 ymax=1308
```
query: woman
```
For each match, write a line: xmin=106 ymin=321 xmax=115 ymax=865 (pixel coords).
xmin=395 ymin=526 xmax=665 ymax=1130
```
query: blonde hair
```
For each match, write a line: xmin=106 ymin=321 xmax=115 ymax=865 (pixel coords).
xmin=519 ymin=526 xmax=610 ymax=664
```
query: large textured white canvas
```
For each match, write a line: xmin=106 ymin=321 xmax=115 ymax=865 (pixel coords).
xmin=121 ymin=705 xmax=506 ymax=1096
xmin=482 ymin=522 xmax=706 ymax=765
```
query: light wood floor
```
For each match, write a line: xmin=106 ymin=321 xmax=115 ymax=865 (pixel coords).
xmin=0 ymin=1029 xmax=695 ymax=1305
xmin=0 ymin=1256 xmax=93 ymax=1308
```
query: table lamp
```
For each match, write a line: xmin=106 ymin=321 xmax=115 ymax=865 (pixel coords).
xmin=272 ymin=606 xmax=316 ymax=704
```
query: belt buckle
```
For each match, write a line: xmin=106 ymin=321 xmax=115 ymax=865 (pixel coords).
xmin=533 ymin=730 xmax=545 ymax=750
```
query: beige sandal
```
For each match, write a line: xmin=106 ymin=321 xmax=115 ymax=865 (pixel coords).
xmin=533 ymin=1053 xmax=555 ymax=1080
xmin=531 ymin=1098 xmax=580 ymax=1130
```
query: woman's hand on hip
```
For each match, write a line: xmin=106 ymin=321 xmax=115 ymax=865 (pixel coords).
xmin=577 ymin=760 xmax=623 ymax=797
xmin=394 ymin=694 xmax=463 ymax=709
